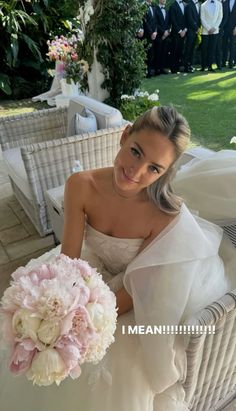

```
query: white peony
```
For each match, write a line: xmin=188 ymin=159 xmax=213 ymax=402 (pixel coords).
xmin=230 ymin=136 xmax=236 ymax=144
xmin=27 ymin=348 xmax=66 ymax=386
xmin=12 ymin=308 xmax=41 ymax=342
xmin=86 ymin=302 xmax=104 ymax=330
xmin=37 ymin=319 xmax=60 ymax=345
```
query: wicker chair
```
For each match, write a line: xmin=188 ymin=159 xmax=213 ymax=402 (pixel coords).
xmin=0 ymin=107 xmax=126 ymax=236
xmin=184 ymin=289 xmax=236 ymax=410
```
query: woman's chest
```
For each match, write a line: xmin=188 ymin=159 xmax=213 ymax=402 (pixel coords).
xmin=85 ymin=197 xmax=155 ymax=239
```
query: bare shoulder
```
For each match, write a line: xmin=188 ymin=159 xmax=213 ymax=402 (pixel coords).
xmin=65 ymin=168 xmax=112 ymax=201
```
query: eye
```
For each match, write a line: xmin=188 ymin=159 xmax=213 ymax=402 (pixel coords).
xmin=130 ymin=147 xmax=141 ymax=158
xmin=148 ymin=165 xmax=160 ymax=174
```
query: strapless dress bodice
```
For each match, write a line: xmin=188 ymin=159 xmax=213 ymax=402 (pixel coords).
xmin=85 ymin=224 xmax=143 ymax=275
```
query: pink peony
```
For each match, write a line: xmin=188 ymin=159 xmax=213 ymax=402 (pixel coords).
xmin=9 ymin=339 xmax=36 ymax=375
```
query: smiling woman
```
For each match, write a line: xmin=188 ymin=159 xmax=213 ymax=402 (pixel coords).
xmin=1 ymin=105 xmax=235 ymax=411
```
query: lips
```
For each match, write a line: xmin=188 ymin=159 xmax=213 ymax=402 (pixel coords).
xmin=123 ymin=169 xmax=139 ymax=183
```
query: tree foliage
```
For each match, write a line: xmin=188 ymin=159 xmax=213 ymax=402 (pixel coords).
xmin=0 ymin=0 xmax=79 ymax=98
xmin=78 ymin=0 xmax=146 ymax=107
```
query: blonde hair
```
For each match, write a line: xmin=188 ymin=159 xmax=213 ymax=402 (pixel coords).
xmin=128 ymin=105 xmax=190 ymax=214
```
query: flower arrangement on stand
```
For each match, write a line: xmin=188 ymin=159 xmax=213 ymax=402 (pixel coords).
xmin=0 ymin=254 xmax=117 ymax=386
xmin=47 ymin=34 xmax=89 ymax=97
xmin=120 ymin=90 xmax=160 ymax=121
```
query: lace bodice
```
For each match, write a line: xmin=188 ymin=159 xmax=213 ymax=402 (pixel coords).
xmin=85 ymin=224 xmax=143 ymax=276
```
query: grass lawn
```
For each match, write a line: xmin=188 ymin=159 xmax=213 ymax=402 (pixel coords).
xmin=0 ymin=99 xmax=48 ymax=117
xmin=1 ymin=69 xmax=236 ymax=151
xmin=143 ymin=69 xmax=236 ymax=151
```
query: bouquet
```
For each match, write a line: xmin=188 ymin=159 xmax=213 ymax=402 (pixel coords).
xmin=47 ymin=34 xmax=89 ymax=85
xmin=47 ymin=34 xmax=83 ymax=62
xmin=0 ymin=254 xmax=117 ymax=386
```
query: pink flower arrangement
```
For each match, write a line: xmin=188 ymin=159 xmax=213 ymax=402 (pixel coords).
xmin=47 ymin=33 xmax=89 ymax=84
xmin=47 ymin=34 xmax=82 ymax=62
xmin=0 ymin=254 xmax=117 ymax=386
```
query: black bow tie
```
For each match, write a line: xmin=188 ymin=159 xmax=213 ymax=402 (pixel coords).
xmin=179 ymin=1 xmax=183 ymax=3
xmin=211 ymin=0 xmax=214 ymax=3
xmin=161 ymin=6 xmax=165 ymax=9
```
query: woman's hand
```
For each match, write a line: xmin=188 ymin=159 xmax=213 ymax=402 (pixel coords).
xmin=115 ymin=287 xmax=133 ymax=316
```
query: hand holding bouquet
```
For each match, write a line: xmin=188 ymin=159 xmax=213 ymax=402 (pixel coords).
xmin=0 ymin=254 xmax=117 ymax=386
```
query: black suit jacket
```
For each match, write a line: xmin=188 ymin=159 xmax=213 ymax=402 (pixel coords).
xmin=155 ymin=5 xmax=171 ymax=35
xmin=185 ymin=0 xmax=201 ymax=32
xmin=169 ymin=1 xmax=186 ymax=33
xmin=220 ymin=0 xmax=229 ymax=30
xmin=143 ymin=4 xmax=157 ymax=39
xmin=227 ymin=0 xmax=236 ymax=32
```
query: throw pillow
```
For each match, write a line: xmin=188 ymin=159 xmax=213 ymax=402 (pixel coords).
xmin=74 ymin=108 xmax=97 ymax=134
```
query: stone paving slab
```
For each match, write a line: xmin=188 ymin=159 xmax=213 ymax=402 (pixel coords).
xmin=0 ymin=224 xmax=29 ymax=246
xmin=0 ymin=202 xmax=20 ymax=231
xmin=8 ymin=198 xmax=38 ymax=236
xmin=0 ymin=242 xmax=9 ymax=265
xmin=5 ymin=234 xmax=54 ymax=261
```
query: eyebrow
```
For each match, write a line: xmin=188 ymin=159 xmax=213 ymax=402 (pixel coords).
xmin=134 ymin=142 xmax=166 ymax=170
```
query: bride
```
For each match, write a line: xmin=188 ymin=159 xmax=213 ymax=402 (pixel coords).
xmin=0 ymin=106 xmax=235 ymax=411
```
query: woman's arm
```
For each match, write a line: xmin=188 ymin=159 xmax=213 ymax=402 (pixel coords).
xmin=116 ymin=287 xmax=133 ymax=316
xmin=61 ymin=172 xmax=88 ymax=258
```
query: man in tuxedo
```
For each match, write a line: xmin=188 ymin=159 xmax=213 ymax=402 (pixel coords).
xmin=222 ymin=0 xmax=236 ymax=68
xmin=154 ymin=0 xmax=171 ymax=74
xmin=200 ymin=0 xmax=223 ymax=72
xmin=143 ymin=0 xmax=158 ymax=77
xmin=169 ymin=0 xmax=187 ymax=73
xmin=184 ymin=0 xmax=201 ymax=72
xmin=216 ymin=0 xmax=229 ymax=69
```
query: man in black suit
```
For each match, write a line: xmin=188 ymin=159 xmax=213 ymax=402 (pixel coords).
xmin=154 ymin=0 xmax=171 ymax=74
xmin=222 ymin=0 xmax=236 ymax=68
xmin=184 ymin=0 xmax=201 ymax=72
xmin=216 ymin=0 xmax=229 ymax=69
xmin=169 ymin=0 xmax=187 ymax=73
xmin=143 ymin=0 xmax=158 ymax=77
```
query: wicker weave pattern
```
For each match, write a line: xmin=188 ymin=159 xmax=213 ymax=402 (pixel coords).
xmin=0 ymin=107 xmax=125 ymax=236
xmin=184 ymin=291 xmax=236 ymax=410
xmin=0 ymin=107 xmax=67 ymax=150
xmin=19 ymin=126 xmax=124 ymax=235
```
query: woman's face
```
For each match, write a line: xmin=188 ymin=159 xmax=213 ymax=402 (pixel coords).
xmin=113 ymin=127 xmax=176 ymax=196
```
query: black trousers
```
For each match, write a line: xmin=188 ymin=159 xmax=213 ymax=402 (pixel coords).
xmin=170 ymin=33 xmax=185 ymax=72
xmin=146 ymin=40 xmax=155 ymax=76
xmin=201 ymin=34 xmax=218 ymax=69
xmin=185 ymin=30 xmax=198 ymax=67
xmin=154 ymin=35 xmax=169 ymax=72
xmin=215 ymin=30 xmax=224 ymax=68
xmin=222 ymin=30 xmax=236 ymax=67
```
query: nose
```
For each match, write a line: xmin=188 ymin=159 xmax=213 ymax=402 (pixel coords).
xmin=128 ymin=162 xmax=146 ymax=181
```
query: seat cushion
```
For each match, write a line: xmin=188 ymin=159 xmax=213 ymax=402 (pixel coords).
xmin=67 ymin=96 xmax=123 ymax=136
xmin=3 ymin=148 xmax=32 ymax=201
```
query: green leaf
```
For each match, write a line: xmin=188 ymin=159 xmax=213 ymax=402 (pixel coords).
xmin=0 ymin=73 xmax=12 ymax=95
xmin=20 ymin=33 xmax=43 ymax=62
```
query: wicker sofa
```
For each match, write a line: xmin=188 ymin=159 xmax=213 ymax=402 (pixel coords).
xmin=0 ymin=97 xmax=127 ymax=236
xmin=183 ymin=288 xmax=236 ymax=410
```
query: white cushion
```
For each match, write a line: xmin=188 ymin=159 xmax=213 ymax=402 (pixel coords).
xmin=69 ymin=96 xmax=123 ymax=131
xmin=75 ymin=108 xmax=97 ymax=134
xmin=3 ymin=148 xmax=32 ymax=200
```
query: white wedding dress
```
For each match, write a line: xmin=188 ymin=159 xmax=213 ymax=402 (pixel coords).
xmin=1 ymin=208 xmax=235 ymax=411
xmin=1 ymin=150 xmax=236 ymax=411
